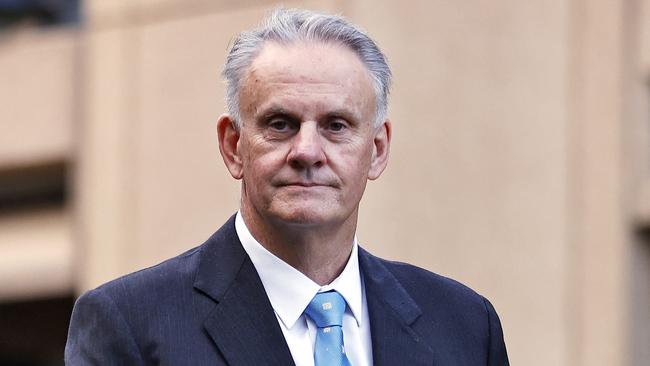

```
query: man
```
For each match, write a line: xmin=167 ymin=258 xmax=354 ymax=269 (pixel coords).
xmin=66 ymin=8 xmax=509 ymax=366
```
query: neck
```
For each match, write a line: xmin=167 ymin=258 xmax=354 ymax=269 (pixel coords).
xmin=240 ymin=205 xmax=357 ymax=286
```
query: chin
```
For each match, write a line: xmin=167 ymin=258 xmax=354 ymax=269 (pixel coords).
xmin=275 ymin=211 xmax=330 ymax=226
xmin=269 ymin=204 xmax=339 ymax=227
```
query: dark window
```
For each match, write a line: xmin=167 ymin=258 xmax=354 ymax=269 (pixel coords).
xmin=0 ymin=295 xmax=74 ymax=366
xmin=0 ymin=161 xmax=66 ymax=214
xmin=0 ymin=0 xmax=80 ymax=29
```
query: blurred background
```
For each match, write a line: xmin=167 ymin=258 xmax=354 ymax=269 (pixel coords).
xmin=0 ymin=0 xmax=649 ymax=365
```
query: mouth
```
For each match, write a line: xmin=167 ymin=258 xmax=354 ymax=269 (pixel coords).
xmin=281 ymin=182 xmax=331 ymax=188
xmin=274 ymin=179 xmax=339 ymax=189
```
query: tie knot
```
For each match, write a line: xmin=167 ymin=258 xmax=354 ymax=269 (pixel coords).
xmin=305 ymin=291 xmax=347 ymax=328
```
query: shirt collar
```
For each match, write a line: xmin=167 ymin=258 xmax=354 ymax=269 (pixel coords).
xmin=235 ymin=211 xmax=364 ymax=329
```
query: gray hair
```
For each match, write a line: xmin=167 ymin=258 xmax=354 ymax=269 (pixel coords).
xmin=222 ymin=8 xmax=392 ymax=128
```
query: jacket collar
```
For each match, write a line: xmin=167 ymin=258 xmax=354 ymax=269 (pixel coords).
xmin=193 ymin=215 xmax=433 ymax=366
xmin=193 ymin=215 xmax=295 ymax=366
xmin=359 ymin=247 xmax=435 ymax=366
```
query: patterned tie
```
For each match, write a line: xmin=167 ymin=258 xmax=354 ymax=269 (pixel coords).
xmin=304 ymin=291 xmax=352 ymax=366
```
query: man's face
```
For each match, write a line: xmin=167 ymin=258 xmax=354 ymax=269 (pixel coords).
xmin=219 ymin=41 xmax=390 ymax=229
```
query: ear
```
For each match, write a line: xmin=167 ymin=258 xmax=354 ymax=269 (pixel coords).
xmin=368 ymin=120 xmax=391 ymax=180
xmin=217 ymin=114 xmax=243 ymax=179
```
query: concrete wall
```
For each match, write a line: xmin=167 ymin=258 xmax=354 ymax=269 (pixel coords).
xmin=0 ymin=28 xmax=78 ymax=300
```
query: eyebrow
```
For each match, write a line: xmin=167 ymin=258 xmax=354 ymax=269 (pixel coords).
xmin=326 ymin=109 xmax=358 ymax=121
xmin=257 ymin=106 xmax=294 ymax=120
xmin=256 ymin=105 xmax=361 ymax=125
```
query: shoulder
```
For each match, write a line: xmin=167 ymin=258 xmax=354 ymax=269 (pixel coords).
xmin=359 ymin=248 xmax=499 ymax=334
xmin=359 ymin=248 xmax=509 ymax=363
xmin=86 ymin=244 xmax=204 ymax=304
xmin=68 ymin=215 xmax=240 ymax=329
xmin=66 ymin=217 xmax=245 ymax=363
xmin=383 ymin=257 xmax=486 ymax=305
xmin=68 ymin=242 xmax=215 ymax=347
xmin=65 ymin=246 xmax=206 ymax=363
xmin=360 ymin=248 xmax=489 ymax=309
xmin=83 ymin=214 xmax=240 ymax=306
xmin=66 ymin=220 xmax=240 ymax=363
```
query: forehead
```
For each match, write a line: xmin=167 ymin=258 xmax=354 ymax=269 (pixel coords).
xmin=247 ymin=41 xmax=371 ymax=83
xmin=238 ymin=41 xmax=375 ymax=120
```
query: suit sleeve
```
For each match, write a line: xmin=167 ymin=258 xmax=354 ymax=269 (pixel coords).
xmin=483 ymin=297 xmax=510 ymax=366
xmin=65 ymin=288 xmax=145 ymax=365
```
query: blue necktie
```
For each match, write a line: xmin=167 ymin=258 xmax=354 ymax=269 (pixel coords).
xmin=305 ymin=291 xmax=352 ymax=366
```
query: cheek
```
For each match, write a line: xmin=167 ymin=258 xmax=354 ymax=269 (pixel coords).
xmin=338 ymin=146 xmax=373 ymax=185
xmin=241 ymin=146 xmax=290 ymax=196
xmin=241 ymin=136 xmax=285 ymax=170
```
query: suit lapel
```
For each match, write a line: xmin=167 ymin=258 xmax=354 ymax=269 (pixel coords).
xmin=193 ymin=217 xmax=434 ymax=365
xmin=359 ymin=247 xmax=435 ymax=366
xmin=193 ymin=216 xmax=295 ymax=366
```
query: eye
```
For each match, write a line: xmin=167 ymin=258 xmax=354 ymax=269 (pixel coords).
xmin=327 ymin=120 xmax=347 ymax=132
xmin=268 ymin=119 xmax=295 ymax=132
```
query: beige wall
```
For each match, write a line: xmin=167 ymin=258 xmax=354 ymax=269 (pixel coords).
xmin=0 ymin=28 xmax=77 ymax=167
xmin=1 ymin=1 xmax=649 ymax=365
xmin=0 ymin=27 xmax=78 ymax=300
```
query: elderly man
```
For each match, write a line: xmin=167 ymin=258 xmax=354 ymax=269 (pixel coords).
xmin=66 ymin=8 xmax=509 ymax=366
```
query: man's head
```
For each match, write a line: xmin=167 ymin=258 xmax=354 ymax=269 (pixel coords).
xmin=222 ymin=8 xmax=392 ymax=129
xmin=217 ymin=8 xmax=392 ymax=231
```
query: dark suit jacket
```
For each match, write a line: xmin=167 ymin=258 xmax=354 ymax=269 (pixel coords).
xmin=65 ymin=216 xmax=509 ymax=365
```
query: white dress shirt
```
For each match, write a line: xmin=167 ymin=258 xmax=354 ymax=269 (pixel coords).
xmin=235 ymin=212 xmax=373 ymax=366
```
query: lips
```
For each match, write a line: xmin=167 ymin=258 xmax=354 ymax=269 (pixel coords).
xmin=273 ymin=179 xmax=339 ymax=188
xmin=283 ymin=182 xmax=328 ymax=187
xmin=279 ymin=183 xmax=334 ymax=191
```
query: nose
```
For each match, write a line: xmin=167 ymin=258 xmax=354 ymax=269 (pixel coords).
xmin=287 ymin=122 xmax=326 ymax=169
